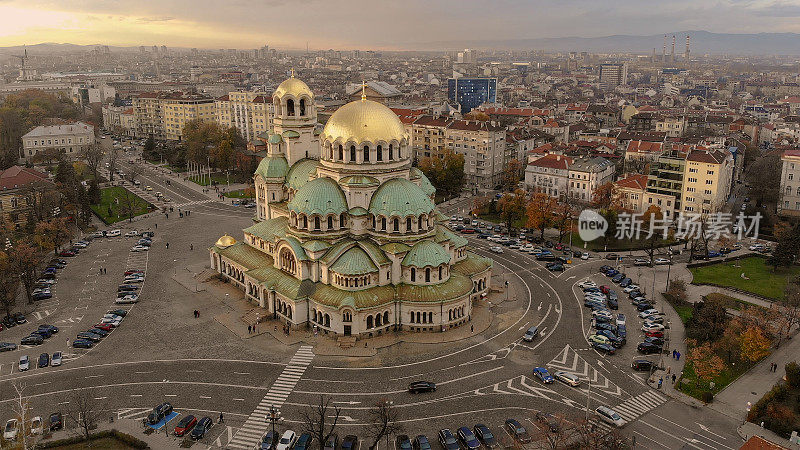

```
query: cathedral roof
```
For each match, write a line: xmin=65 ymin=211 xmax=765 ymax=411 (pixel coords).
xmin=321 ymin=98 xmax=406 ymax=145
xmin=274 ymin=76 xmax=313 ymax=99
xmin=287 ymin=177 xmax=348 ymax=217
xmin=255 ymin=155 xmax=289 ymax=180
xmin=285 ymin=158 xmax=320 ymax=191
xmin=330 ymin=247 xmax=379 ymax=275
xmin=369 ymin=178 xmax=435 ymax=218
xmin=402 ymin=240 xmax=451 ymax=268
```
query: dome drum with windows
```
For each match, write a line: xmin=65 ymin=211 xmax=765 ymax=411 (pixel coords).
xmin=210 ymin=75 xmax=491 ymax=338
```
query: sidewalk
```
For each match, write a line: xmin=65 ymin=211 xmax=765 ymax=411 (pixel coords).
xmin=738 ymin=421 xmax=800 ymax=449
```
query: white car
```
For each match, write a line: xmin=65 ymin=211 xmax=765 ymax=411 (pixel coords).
xmin=654 ymin=258 xmax=670 ymax=265
xmin=3 ymin=419 xmax=18 ymax=440
xmin=639 ymin=309 xmax=661 ymax=318
xmin=101 ymin=318 xmax=122 ymax=327
xmin=73 ymin=241 xmax=88 ymax=249
xmin=130 ymin=245 xmax=149 ymax=252
xmin=107 ymin=229 xmax=121 ymax=237
xmin=633 ymin=258 xmax=650 ymax=266
xmin=749 ymin=244 xmax=765 ymax=251
xmin=19 ymin=355 xmax=29 ymax=371
xmin=90 ymin=230 xmax=105 ymax=238
xmin=520 ymin=244 xmax=535 ymax=253
xmin=115 ymin=294 xmax=139 ymax=304
xmin=30 ymin=416 xmax=42 ymax=435
xmin=489 ymin=246 xmax=503 ymax=253
xmin=124 ymin=276 xmax=144 ymax=283
xmin=124 ymin=230 xmax=139 ymax=237
xmin=553 ymin=371 xmax=581 ymax=387
xmin=623 ymin=285 xmax=639 ymax=293
xmin=595 ymin=406 xmax=625 ymax=427
xmin=52 ymin=351 xmax=63 ymax=366
xmin=578 ymin=280 xmax=598 ymax=290
xmin=581 ymin=252 xmax=589 ymax=260
xmin=615 ymin=314 xmax=626 ymax=326
xmin=276 ymin=430 xmax=297 ymax=450
xmin=641 ymin=323 xmax=665 ymax=332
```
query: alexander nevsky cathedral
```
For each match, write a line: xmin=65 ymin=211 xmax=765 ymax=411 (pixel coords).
xmin=209 ymin=75 xmax=492 ymax=338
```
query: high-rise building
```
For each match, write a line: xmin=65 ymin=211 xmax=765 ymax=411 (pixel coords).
xmin=447 ymin=78 xmax=497 ymax=114
xmin=598 ymin=63 xmax=628 ymax=89
xmin=215 ymin=91 xmax=272 ymax=143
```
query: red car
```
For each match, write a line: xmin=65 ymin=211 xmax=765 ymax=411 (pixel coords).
xmin=93 ymin=323 xmax=113 ymax=331
xmin=125 ymin=269 xmax=144 ymax=276
xmin=554 ymin=243 xmax=564 ymax=250
xmin=173 ymin=415 xmax=197 ymax=437
xmin=58 ymin=250 xmax=76 ymax=257
xmin=599 ymin=285 xmax=610 ymax=294
xmin=645 ymin=330 xmax=664 ymax=338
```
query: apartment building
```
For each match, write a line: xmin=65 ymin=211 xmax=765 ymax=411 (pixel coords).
xmin=20 ymin=122 xmax=95 ymax=162
xmin=644 ymin=150 xmax=687 ymax=220
xmin=133 ymin=91 xmax=215 ymax=141
xmin=0 ymin=166 xmax=53 ymax=228
xmin=215 ymin=91 xmax=272 ymax=142
xmin=681 ymin=149 xmax=734 ymax=214
xmin=567 ymin=156 xmax=615 ymax=203
xmin=445 ymin=119 xmax=506 ymax=190
xmin=613 ymin=174 xmax=649 ymax=212
xmin=411 ymin=115 xmax=452 ymax=161
xmin=102 ymin=105 xmax=137 ymax=137
xmin=525 ymin=154 xmax=572 ymax=198
xmin=655 ymin=115 xmax=686 ymax=138
xmin=777 ymin=149 xmax=800 ymax=217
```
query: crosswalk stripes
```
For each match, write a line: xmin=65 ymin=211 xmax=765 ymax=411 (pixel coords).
xmin=612 ymin=390 xmax=666 ymax=422
xmin=547 ymin=344 xmax=623 ymax=396
xmin=117 ymin=407 xmax=151 ymax=421
xmin=226 ymin=345 xmax=315 ymax=449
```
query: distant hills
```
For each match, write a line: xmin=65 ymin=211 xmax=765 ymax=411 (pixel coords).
xmin=414 ymin=30 xmax=800 ymax=55
xmin=2 ymin=31 xmax=800 ymax=55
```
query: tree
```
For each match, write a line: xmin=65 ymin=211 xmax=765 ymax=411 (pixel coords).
xmin=11 ymin=381 xmax=33 ymax=450
xmin=300 ymin=396 xmax=341 ymax=450
xmin=774 ymin=284 xmax=800 ymax=347
xmin=119 ymin=189 xmax=141 ymax=223
xmin=590 ymin=182 xmax=622 ymax=211
xmin=66 ymin=390 xmax=100 ymax=441
xmin=553 ymin=199 xmax=577 ymax=243
xmin=498 ymin=189 xmax=527 ymax=232
xmin=419 ymin=149 xmax=465 ymax=199
xmin=81 ymin=143 xmax=104 ymax=179
xmin=88 ymin=178 xmax=101 ymax=205
xmin=686 ymin=339 xmax=725 ymax=388
xmin=686 ymin=298 xmax=728 ymax=343
xmin=529 ymin=413 xmax=579 ymax=449
xmin=527 ymin=193 xmax=555 ymax=240
xmin=740 ymin=325 xmax=771 ymax=362
xmin=107 ymin=145 xmax=119 ymax=182
xmin=0 ymin=251 xmax=18 ymax=324
xmin=746 ymin=154 xmax=781 ymax=206
xmin=32 ymin=147 xmax=61 ymax=166
xmin=768 ymin=222 xmax=800 ymax=270
xmin=785 ymin=361 xmax=800 ymax=388
xmin=9 ymin=243 xmax=39 ymax=305
xmin=365 ymin=400 xmax=402 ymax=450
xmin=501 ymin=159 xmax=522 ymax=192
xmin=623 ymin=157 xmax=650 ymax=175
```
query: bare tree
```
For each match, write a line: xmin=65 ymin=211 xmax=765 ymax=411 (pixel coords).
xmin=0 ymin=250 xmax=19 ymax=322
xmin=119 ymin=188 xmax=141 ymax=223
xmin=572 ymin=417 xmax=628 ymax=450
xmin=81 ymin=143 xmax=105 ymax=180
xmin=529 ymin=413 xmax=580 ymax=449
xmin=366 ymin=400 xmax=402 ymax=450
xmin=300 ymin=395 xmax=341 ymax=450
xmin=127 ymin=164 xmax=143 ymax=185
xmin=11 ymin=381 xmax=32 ymax=450
xmin=107 ymin=145 xmax=119 ymax=182
xmin=66 ymin=390 xmax=100 ymax=441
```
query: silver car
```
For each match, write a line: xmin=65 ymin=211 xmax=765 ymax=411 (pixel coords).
xmin=554 ymin=371 xmax=581 ymax=387
xmin=19 ymin=355 xmax=30 ymax=371
xmin=51 ymin=351 xmax=63 ymax=366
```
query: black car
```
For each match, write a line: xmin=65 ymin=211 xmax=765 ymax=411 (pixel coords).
xmin=599 ymin=265 xmax=611 ymax=273
xmin=32 ymin=328 xmax=52 ymax=338
xmin=438 ymin=429 xmax=460 ymax=450
xmin=190 ymin=416 xmax=213 ymax=440
xmin=504 ymin=419 xmax=530 ymax=443
xmin=261 ymin=430 xmax=278 ymax=450
xmin=72 ymin=339 xmax=93 ymax=349
xmin=473 ymin=424 xmax=495 ymax=448
xmin=628 ymin=290 xmax=642 ymax=299
xmin=408 ymin=381 xmax=436 ymax=393
xmin=607 ymin=297 xmax=619 ymax=310
xmin=456 ymin=427 xmax=480 ymax=450
xmin=546 ymin=263 xmax=565 ymax=272
xmin=636 ymin=302 xmax=654 ymax=312
xmin=323 ymin=433 xmax=338 ymax=450
xmin=594 ymin=322 xmax=616 ymax=333
xmin=342 ymin=435 xmax=358 ymax=450
xmin=631 ymin=359 xmax=655 ymax=371
xmin=396 ymin=435 xmax=412 ymax=450
xmin=637 ymin=342 xmax=663 ymax=354
xmin=76 ymin=332 xmax=103 ymax=342
xmin=612 ymin=273 xmax=624 ymax=283
xmin=21 ymin=335 xmax=44 ymax=346
xmin=147 ymin=402 xmax=173 ymax=425
xmin=37 ymin=352 xmax=50 ymax=368
xmin=597 ymin=329 xmax=625 ymax=347
xmin=605 ymin=253 xmax=619 ymax=260
xmin=644 ymin=336 xmax=665 ymax=346
xmin=33 ymin=291 xmax=53 ymax=301
xmin=616 ymin=324 xmax=627 ymax=339
xmin=592 ymin=341 xmax=616 ymax=355
xmin=295 ymin=433 xmax=313 ymax=450
xmin=118 ymin=284 xmax=140 ymax=292
xmin=49 ymin=412 xmax=63 ymax=431
xmin=3 ymin=316 xmax=16 ymax=328
xmin=108 ymin=309 xmax=129 ymax=317
xmin=87 ymin=328 xmax=110 ymax=337
xmin=535 ymin=412 xmax=561 ymax=433
xmin=573 ymin=251 xmax=582 ymax=258
xmin=619 ymin=278 xmax=632 ymax=288
xmin=13 ymin=313 xmax=27 ymax=324
xmin=413 ymin=435 xmax=431 ymax=450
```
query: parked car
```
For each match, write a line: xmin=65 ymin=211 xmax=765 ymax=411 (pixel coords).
xmin=341 ymin=435 xmax=358 ymax=450
xmin=38 ymin=352 xmax=50 ymax=368
xmin=21 ymin=335 xmax=44 ymax=346
xmin=605 ymin=253 xmax=619 ymax=260
xmin=276 ymin=430 xmax=297 ymax=450
xmin=262 ymin=431 xmax=278 ymax=450
xmin=173 ymin=415 xmax=198 ymax=437
xmin=3 ymin=419 xmax=18 ymax=441
xmin=72 ymin=339 xmax=93 ymax=349
xmin=654 ymin=258 xmax=670 ymax=265
xmin=546 ymin=263 xmax=565 ymax=272
xmin=147 ymin=402 xmax=173 ymax=425
xmin=408 ymin=381 xmax=436 ymax=393
xmin=535 ymin=412 xmax=561 ymax=433
xmin=631 ymin=359 xmax=655 ymax=371
xmin=473 ymin=424 xmax=496 ymax=448
xmin=19 ymin=355 xmax=30 ymax=371
xmin=637 ymin=342 xmax=663 ymax=354
xmin=49 ymin=412 xmax=63 ymax=431
xmin=0 ymin=342 xmax=17 ymax=352
xmin=52 ymin=351 xmax=63 ymax=366
xmin=553 ymin=371 xmax=581 ymax=387
xmin=293 ymin=433 xmax=313 ymax=450
xmin=532 ymin=367 xmax=555 ymax=384
xmin=396 ymin=435 xmax=413 ymax=450
xmin=413 ymin=435 xmax=431 ymax=450
xmin=591 ymin=341 xmax=616 ymax=355
xmin=504 ymin=419 xmax=531 ymax=443
xmin=13 ymin=312 xmax=27 ymax=324
xmin=438 ymin=429 xmax=460 ymax=450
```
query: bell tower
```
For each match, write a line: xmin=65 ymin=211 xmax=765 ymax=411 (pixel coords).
xmin=272 ymin=71 xmax=320 ymax=166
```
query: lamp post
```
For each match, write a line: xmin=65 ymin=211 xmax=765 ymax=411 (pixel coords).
xmin=271 ymin=287 xmax=277 ymax=319
xmin=267 ymin=406 xmax=281 ymax=442
xmin=383 ymin=400 xmax=393 ymax=450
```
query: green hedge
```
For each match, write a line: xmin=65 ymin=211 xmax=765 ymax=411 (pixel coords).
xmin=38 ymin=429 xmax=149 ymax=449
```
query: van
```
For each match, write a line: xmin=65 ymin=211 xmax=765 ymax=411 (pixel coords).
xmin=595 ymin=406 xmax=625 ymax=427
xmin=522 ymin=326 xmax=539 ymax=342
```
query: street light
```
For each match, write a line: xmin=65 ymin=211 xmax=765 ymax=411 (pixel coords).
xmin=266 ymin=406 xmax=282 ymax=442
xmin=383 ymin=400 xmax=394 ymax=450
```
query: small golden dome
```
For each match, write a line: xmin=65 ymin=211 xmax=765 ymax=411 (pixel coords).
xmin=274 ymin=77 xmax=313 ymax=99
xmin=215 ymin=234 xmax=237 ymax=248
xmin=322 ymin=99 xmax=406 ymax=146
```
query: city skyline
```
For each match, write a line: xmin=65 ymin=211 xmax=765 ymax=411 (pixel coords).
xmin=2 ymin=0 xmax=800 ymax=50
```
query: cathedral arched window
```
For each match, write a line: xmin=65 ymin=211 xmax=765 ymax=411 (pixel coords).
xmin=406 ymin=217 xmax=412 ymax=232
xmin=381 ymin=217 xmax=386 ymax=231
xmin=377 ymin=145 xmax=383 ymax=161
xmin=439 ymin=266 xmax=443 ymax=279
xmin=299 ymin=98 xmax=306 ymax=116
xmin=363 ymin=145 xmax=370 ymax=162
xmin=302 ymin=216 xmax=308 ymax=229
xmin=393 ymin=218 xmax=399 ymax=232
xmin=350 ymin=145 xmax=356 ymax=162
xmin=338 ymin=145 xmax=343 ymax=161
xmin=314 ymin=216 xmax=320 ymax=230
xmin=383 ymin=311 xmax=389 ymax=325
xmin=286 ymin=98 xmax=295 ymax=116
xmin=425 ymin=268 xmax=431 ymax=283
xmin=340 ymin=213 xmax=347 ymax=228
xmin=410 ymin=268 xmax=416 ymax=282
xmin=327 ymin=216 xmax=333 ymax=229
xmin=389 ymin=144 xmax=393 ymax=160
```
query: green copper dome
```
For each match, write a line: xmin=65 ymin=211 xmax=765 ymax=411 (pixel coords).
xmin=268 ymin=134 xmax=283 ymax=144
xmin=286 ymin=158 xmax=320 ymax=191
xmin=330 ymin=247 xmax=378 ymax=275
xmin=369 ymin=178 xmax=435 ymax=218
xmin=402 ymin=240 xmax=451 ymax=267
xmin=255 ymin=156 xmax=289 ymax=180
xmin=288 ymin=177 xmax=348 ymax=217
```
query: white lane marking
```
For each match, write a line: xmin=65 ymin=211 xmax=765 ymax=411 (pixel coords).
xmin=233 ymin=372 xmax=250 ymax=375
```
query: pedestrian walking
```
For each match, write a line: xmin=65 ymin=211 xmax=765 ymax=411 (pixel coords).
xmin=672 ymin=373 xmax=676 ymax=384
xmin=658 ymin=377 xmax=663 ymax=389
xmin=99 ymin=267 xmax=102 ymax=275
xmin=219 ymin=413 xmax=224 ymax=424
xmin=676 ymin=351 xmax=681 ymax=361
xmin=471 ymin=324 xmax=474 ymax=333
xmin=155 ymin=223 xmax=157 ymax=229
xmin=166 ymin=242 xmax=169 ymax=249
xmin=248 ymin=325 xmax=251 ymax=334
xmin=190 ymin=243 xmax=193 ymax=251
xmin=672 ymin=349 xmax=677 ymax=359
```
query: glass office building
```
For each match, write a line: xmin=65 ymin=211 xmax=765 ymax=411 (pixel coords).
xmin=447 ymin=78 xmax=497 ymax=114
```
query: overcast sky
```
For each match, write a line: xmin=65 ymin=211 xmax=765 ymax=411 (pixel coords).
xmin=1 ymin=0 xmax=799 ymax=50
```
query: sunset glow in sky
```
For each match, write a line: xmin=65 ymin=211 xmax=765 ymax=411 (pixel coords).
xmin=1 ymin=0 xmax=799 ymax=50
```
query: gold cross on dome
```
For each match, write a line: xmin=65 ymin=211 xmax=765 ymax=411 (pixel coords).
xmin=290 ymin=68 xmax=295 ymax=78
xmin=361 ymin=80 xmax=367 ymax=101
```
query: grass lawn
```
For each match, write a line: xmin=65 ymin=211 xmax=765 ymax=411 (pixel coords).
xmin=46 ymin=437 xmax=140 ymax=449
xmin=674 ymin=305 xmax=694 ymax=324
xmin=91 ymin=186 xmax=151 ymax=224
xmin=677 ymin=352 xmax=760 ymax=400
xmin=689 ymin=257 xmax=800 ymax=300
xmin=704 ymin=292 xmax=767 ymax=312
xmin=570 ymin=232 xmax=678 ymax=252
xmin=224 ymin=189 xmax=255 ymax=199
xmin=477 ymin=212 xmax=526 ymax=229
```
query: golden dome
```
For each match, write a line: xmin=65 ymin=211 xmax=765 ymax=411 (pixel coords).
xmin=215 ymin=234 xmax=237 ymax=248
xmin=322 ymin=99 xmax=406 ymax=145
xmin=274 ymin=77 xmax=313 ymax=99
